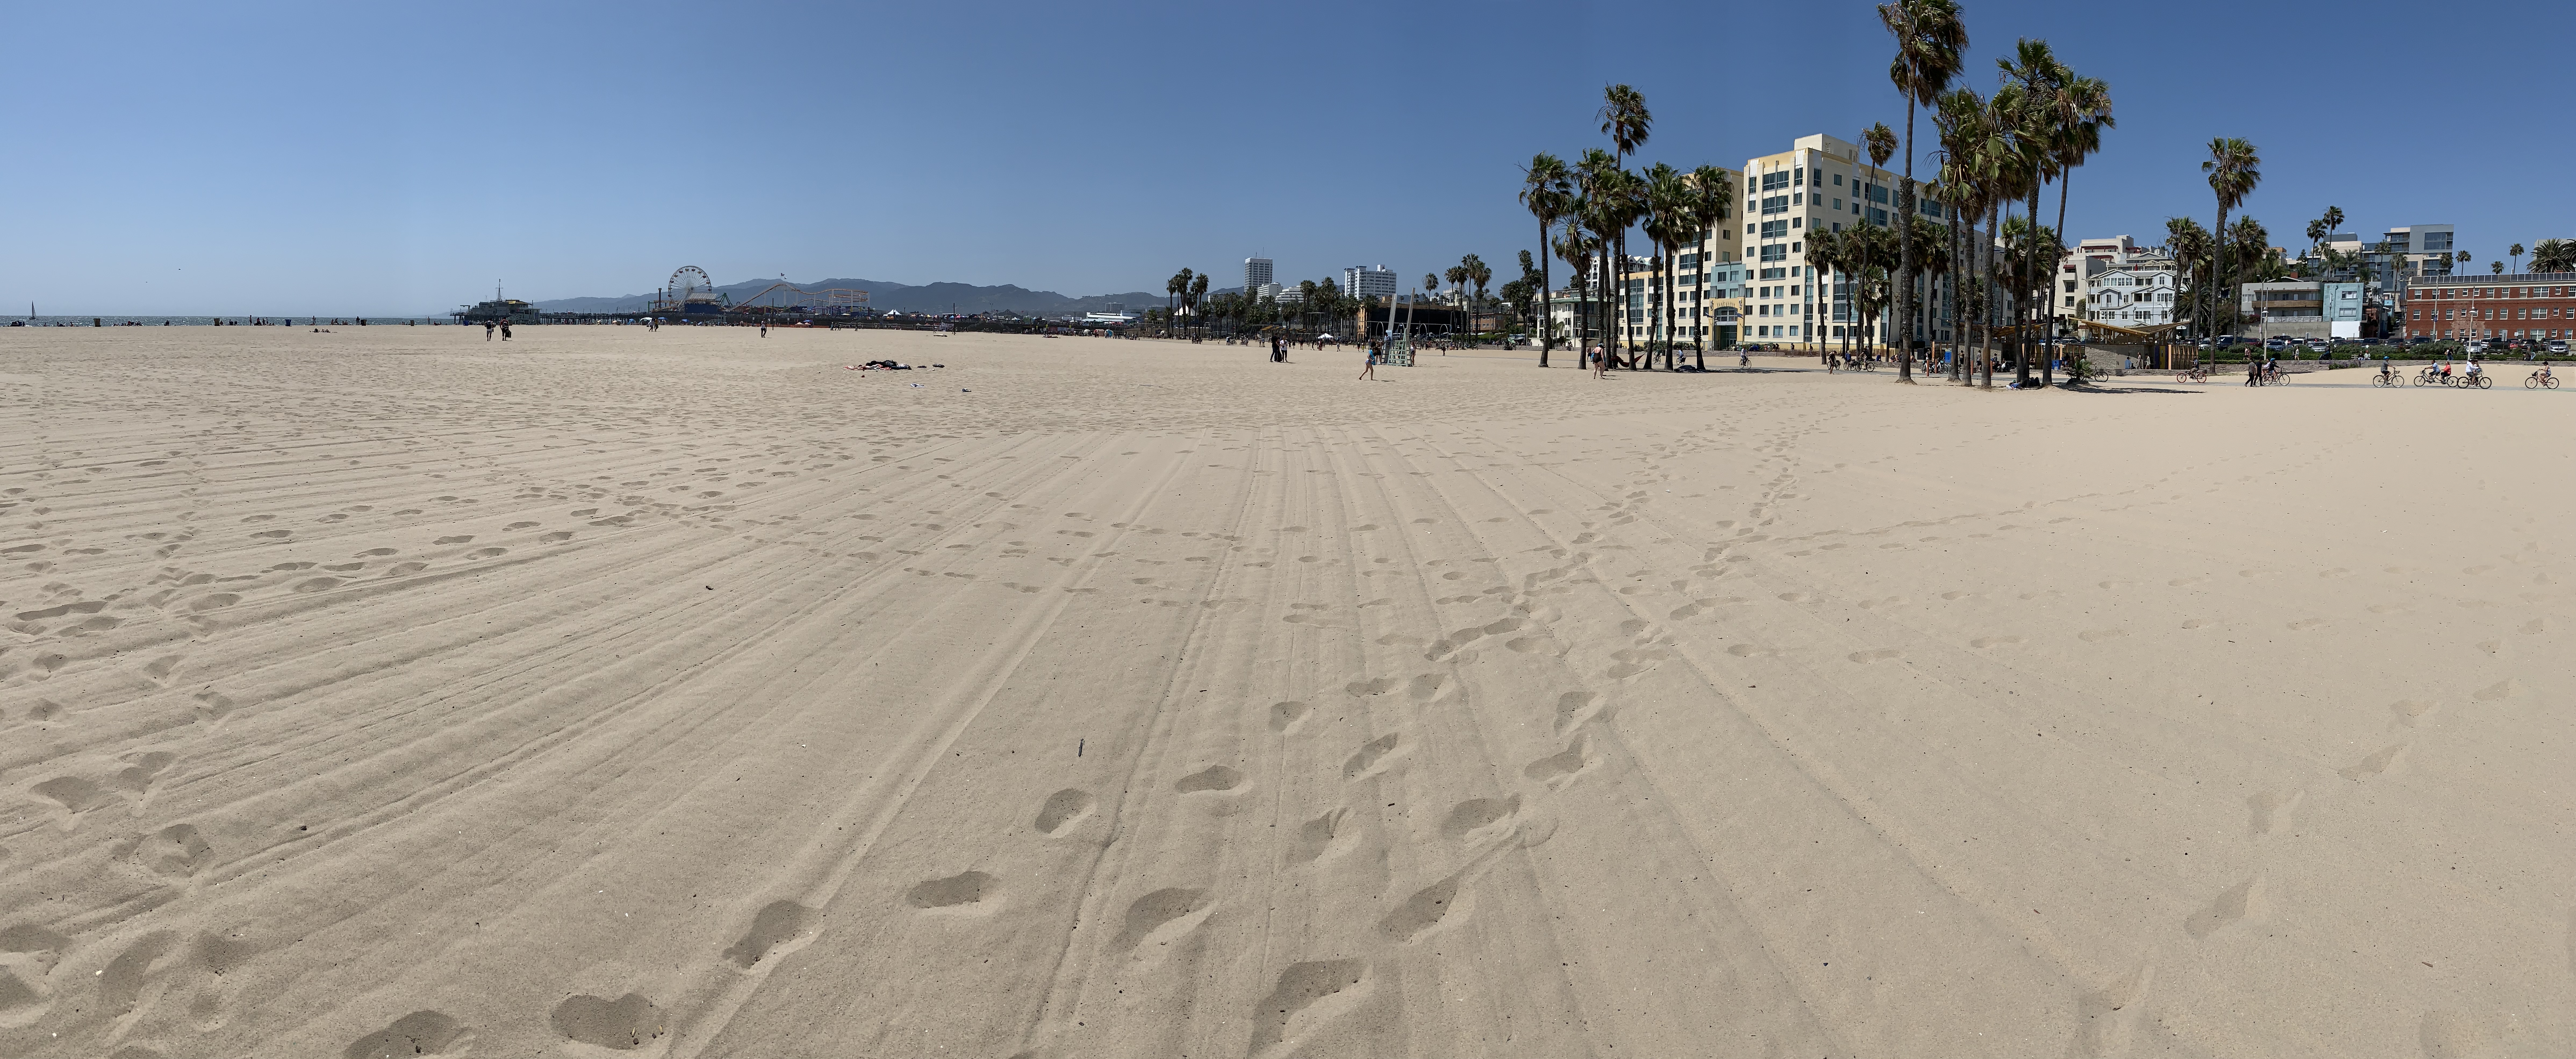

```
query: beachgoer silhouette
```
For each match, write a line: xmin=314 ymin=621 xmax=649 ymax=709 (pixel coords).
xmin=484 ymin=321 xmax=496 ymax=341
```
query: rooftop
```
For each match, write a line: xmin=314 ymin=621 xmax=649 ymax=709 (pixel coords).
xmin=2406 ymin=272 xmax=2576 ymax=286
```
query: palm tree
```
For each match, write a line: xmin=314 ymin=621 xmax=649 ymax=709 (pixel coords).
xmin=2492 ymin=261 xmax=2505 ymax=275
xmin=1189 ymin=273 xmax=1208 ymax=332
xmin=1932 ymin=86 xmax=1989 ymax=382
xmin=1167 ymin=269 xmax=1189 ymax=328
xmin=1598 ymin=86 xmax=1651 ymax=366
xmin=2043 ymin=72 xmax=2112 ymax=353
xmin=1806 ymin=227 xmax=1847 ymax=363
xmin=2201 ymin=137 xmax=2261 ymax=351
xmin=2531 ymin=239 xmax=2575 ymax=274
xmin=1465 ymin=255 xmax=1491 ymax=311
xmin=2456 ymin=250 xmax=2471 ymax=275
xmin=1445 ymin=265 xmax=1468 ymax=308
xmin=1976 ymin=89 xmax=2033 ymax=388
xmin=1879 ymin=0 xmax=1968 ymax=383
xmin=2164 ymin=216 xmax=2212 ymax=360
xmin=1588 ymin=164 xmax=1650 ymax=367
xmin=1997 ymin=42 xmax=2068 ymax=386
xmin=1520 ymin=153 xmax=1574 ymax=366
xmin=1684 ymin=165 xmax=1734 ymax=369
xmin=1555 ymin=225 xmax=1596 ymax=357
xmin=1865 ymin=123 xmax=1906 ymax=355
xmin=1640 ymin=162 xmax=1694 ymax=367
xmin=2510 ymin=243 xmax=2525 ymax=273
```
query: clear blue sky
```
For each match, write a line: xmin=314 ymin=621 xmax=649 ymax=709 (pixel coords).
xmin=7 ymin=1 xmax=2568 ymax=315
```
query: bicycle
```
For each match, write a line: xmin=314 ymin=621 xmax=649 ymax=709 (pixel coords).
xmin=2175 ymin=365 xmax=2210 ymax=383
xmin=2462 ymin=372 xmax=2492 ymax=389
xmin=2528 ymin=371 xmax=2560 ymax=390
xmin=2371 ymin=367 xmax=2402 ymax=387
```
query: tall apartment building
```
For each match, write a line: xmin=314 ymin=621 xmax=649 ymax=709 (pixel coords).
xmin=2373 ymin=225 xmax=2455 ymax=286
xmin=1243 ymin=257 xmax=1274 ymax=296
xmin=1344 ymin=266 xmax=1397 ymax=302
xmin=1732 ymin=133 xmax=1957 ymax=348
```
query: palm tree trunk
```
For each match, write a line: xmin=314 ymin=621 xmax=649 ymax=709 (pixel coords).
xmin=2211 ymin=204 xmax=2230 ymax=360
xmin=1897 ymin=101 xmax=1917 ymax=382
xmin=1985 ymin=201 xmax=2001 ymax=388
xmin=2030 ymin=165 xmax=2049 ymax=387
xmin=1538 ymin=220 xmax=1553 ymax=368
xmin=1694 ymin=248 xmax=1709 ymax=370
xmin=2052 ymin=170 xmax=2073 ymax=380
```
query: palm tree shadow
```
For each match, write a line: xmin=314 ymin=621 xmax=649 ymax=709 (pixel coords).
xmin=2057 ymin=381 xmax=2204 ymax=395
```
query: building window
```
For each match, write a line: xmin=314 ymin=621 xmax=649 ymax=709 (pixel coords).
xmin=1833 ymin=174 xmax=1843 ymax=185
xmin=1792 ymin=217 xmax=1803 ymax=229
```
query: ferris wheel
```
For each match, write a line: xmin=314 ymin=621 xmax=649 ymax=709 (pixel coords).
xmin=669 ymin=266 xmax=713 ymax=303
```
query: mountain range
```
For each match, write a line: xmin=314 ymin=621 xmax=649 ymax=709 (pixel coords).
xmin=531 ymin=277 xmax=1176 ymax=317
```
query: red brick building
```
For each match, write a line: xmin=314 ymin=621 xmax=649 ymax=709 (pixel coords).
xmin=2401 ymin=272 xmax=2576 ymax=342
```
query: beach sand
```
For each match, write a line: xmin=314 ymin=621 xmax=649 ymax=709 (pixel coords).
xmin=0 ymin=326 xmax=2568 ymax=1058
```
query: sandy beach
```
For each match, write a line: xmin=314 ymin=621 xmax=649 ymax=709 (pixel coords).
xmin=0 ymin=325 xmax=2568 ymax=1058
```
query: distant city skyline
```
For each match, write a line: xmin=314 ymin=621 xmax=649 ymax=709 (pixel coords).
xmin=3 ymin=0 xmax=2569 ymax=315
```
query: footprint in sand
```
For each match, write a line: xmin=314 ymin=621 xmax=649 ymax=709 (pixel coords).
xmin=1522 ymin=734 xmax=1596 ymax=788
xmin=1377 ymin=875 xmax=1469 ymax=943
xmin=1846 ymin=649 xmax=1901 ymax=663
xmin=2180 ymin=618 xmax=2212 ymax=629
xmin=1725 ymin=643 xmax=1775 ymax=658
xmin=2183 ymin=876 xmax=2267 ymax=938
xmin=2470 ymin=679 xmax=2520 ymax=702
xmin=2389 ymin=699 xmax=2439 ymax=726
xmin=345 ymin=1010 xmax=467 ymax=1059
xmin=1269 ymin=701 xmax=1312 ymax=732
xmin=2247 ymin=790 xmax=2304 ymax=836
xmin=1439 ymin=795 xmax=1522 ymax=842
xmin=1290 ymin=808 xmax=1355 ymax=864
xmin=1342 ymin=736 xmax=1401 ymax=780
xmin=1035 ymin=789 xmax=1096 ymax=834
xmin=1250 ymin=960 xmax=1372 ymax=1054
xmin=550 ymin=993 xmax=666 ymax=1050
xmin=722 ymin=901 xmax=819 ymax=969
xmin=2338 ymin=743 xmax=2407 ymax=780
xmin=905 ymin=871 xmax=1001 ymax=912
xmin=433 ymin=535 xmax=474 ymax=545
xmin=1176 ymin=765 xmax=1245 ymax=793
xmin=1553 ymin=691 xmax=1607 ymax=733
xmin=1970 ymin=636 xmax=2023 ymax=648
xmin=1112 ymin=888 xmax=1214 ymax=957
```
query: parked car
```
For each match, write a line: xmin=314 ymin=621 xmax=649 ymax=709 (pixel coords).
xmin=2550 ymin=340 xmax=2569 ymax=354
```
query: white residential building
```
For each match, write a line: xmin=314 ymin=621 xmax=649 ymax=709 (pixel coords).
xmin=2061 ymin=235 xmax=2175 ymax=322
xmin=2083 ymin=269 xmax=2176 ymax=327
xmin=1344 ymin=266 xmax=1397 ymax=302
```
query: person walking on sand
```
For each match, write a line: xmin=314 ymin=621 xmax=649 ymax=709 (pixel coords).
xmin=760 ymin=324 xmax=769 ymax=338
xmin=1360 ymin=341 xmax=1380 ymax=381
xmin=500 ymin=321 xmax=513 ymax=341
xmin=1590 ymin=341 xmax=1608 ymax=379
xmin=484 ymin=320 xmax=496 ymax=341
